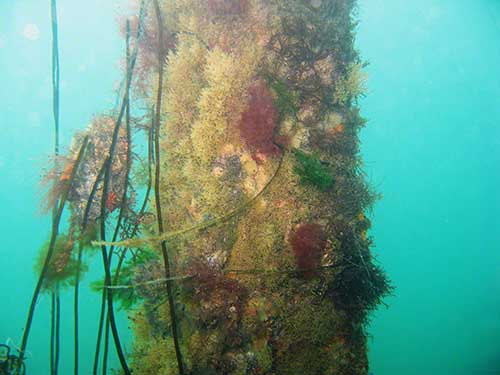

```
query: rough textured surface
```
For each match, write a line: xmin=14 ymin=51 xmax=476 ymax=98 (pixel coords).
xmin=129 ymin=1 xmax=391 ymax=374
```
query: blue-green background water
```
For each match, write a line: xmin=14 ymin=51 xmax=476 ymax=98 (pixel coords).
xmin=1 ymin=1 xmax=499 ymax=374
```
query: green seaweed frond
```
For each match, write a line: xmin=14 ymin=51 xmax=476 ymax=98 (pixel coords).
xmin=91 ymin=249 xmax=158 ymax=310
xmin=292 ymin=149 xmax=334 ymax=191
xmin=265 ymin=75 xmax=299 ymax=120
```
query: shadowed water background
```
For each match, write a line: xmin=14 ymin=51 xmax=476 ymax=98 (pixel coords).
xmin=0 ymin=1 xmax=499 ymax=374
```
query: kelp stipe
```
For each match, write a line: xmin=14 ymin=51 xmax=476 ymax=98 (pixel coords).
xmin=100 ymin=19 xmax=134 ymax=375
xmin=50 ymin=1 xmax=61 ymax=372
xmin=151 ymin=1 xmax=185 ymax=373
xmin=92 ymin=3 xmax=153 ymax=373
xmin=99 ymin=162 xmax=130 ymax=375
xmin=74 ymin=161 xmax=106 ymax=375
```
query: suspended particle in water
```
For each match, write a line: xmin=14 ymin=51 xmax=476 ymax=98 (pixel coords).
xmin=23 ymin=24 xmax=40 ymax=41
xmin=310 ymin=0 xmax=322 ymax=8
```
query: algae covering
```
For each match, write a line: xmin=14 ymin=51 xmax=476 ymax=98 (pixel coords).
xmin=24 ymin=0 xmax=391 ymax=374
xmin=126 ymin=1 xmax=391 ymax=374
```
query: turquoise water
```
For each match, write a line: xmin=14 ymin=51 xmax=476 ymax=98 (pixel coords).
xmin=1 ymin=1 xmax=499 ymax=374
xmin=0 ymin=2 xmax=127 ymax=374
xmin=359 ymin=1 xmax=500 ymax=373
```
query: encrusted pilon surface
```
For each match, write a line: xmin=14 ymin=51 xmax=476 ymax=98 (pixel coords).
xmin=129 ymin=1 xmax=391 ymax=374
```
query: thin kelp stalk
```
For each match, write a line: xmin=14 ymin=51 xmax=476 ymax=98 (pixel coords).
xmin=54 ymin=289 xmax=61 ymax=375
xmin=92 ymin=284 xmax=107 ymax=375
xmin=17 ymin=136 xmax=89 ymax=372
xmin=101 ymin=309 xmax=110 ymax=375
xmin=51 ymin=0 xmax=60 ymax=157
xmin=99 ymin=161 xmax=130 ymax=375
xmin=110 ymin=19 xmax=132 ymax=259
xmin=100 ymin=18 xmax=134 ymax=375
xmin=50 ymin=293 xmax=55 ymax=375
xmin=104 ymin=25 xmax=135 ymax=366
xmin=103 ymin=261 xmax=344 ymax=290
xmin=74 ymin=255 xmax=82 ymax=375
xmin=92 ymin=3 xmax=148 ymax=372
xmin=152 ymin=1 xmax=185 ymax=373
xmin=110 ymin=17 xmax=140 ymax=301
xmin=74 ymin=160 xmax=107 ymax=375
xmin=50 ymin=2 xmax=61 ymax=373
xmin=109 ymin=19 xmax=133 ymax=274
xmin=106 ymin=0 xmax=148 ymax=167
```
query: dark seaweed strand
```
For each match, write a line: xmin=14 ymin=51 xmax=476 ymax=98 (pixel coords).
xmin=51 ymin=0 xmax=60 ymax=158
xmin=109 ymin=19 xmax=133 ymax=282
xmin=54 ymin=288 xmax=61 ymax=375
xmin=93 ymin=3 xmax=149 ymax=373
xmin=73 ymin=248 xmax=82 ymax=375
xmin=17 ymin=136 xmax=89 ymax=373
xmin=101 ymin=308 xmax=110 ymax=375
xmin=111 ymin=110 xmax=154 ymax=307
xmin=101 ymin=19 xmax=134 ymax=375
xmin=74 ymin=158 xmax=107 ymax=375
xmin=50 ymin=0 xmax=61 ymax=375
xmin=100 ymin=0 xmax=147 ymax=277
xmin=110 ymin=19 xmax=133 ymax=262
xmin=111 ymin=21 xmax=149 ymax=303
xmin=50 ymin=293 xmax=55 ymax=375
xmin=50 ymin=2 xmax=61 ymax=373
xmin=98 ymin=16 xmax=141 ymax=362
xmin=113 ymin=122 xmax=154 ymax=272
xmin=153 ymin=1 xmax=185 ymax=374
xmin=105 ymin=0 xmax=148 ymax=173
xmin=99 ymin=159 xmax=130 ymax=375
xmin=92 ymin=284 xmax=107 ymax=375
xmin=139 ymin=111 xmax=155 ymax=230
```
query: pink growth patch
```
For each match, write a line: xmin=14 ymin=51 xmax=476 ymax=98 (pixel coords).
xmin=290 ymin=223 xmax=327 ymax=278
xmin=207 ymin=0 xmax=248 ymax=16
xmin=239 ymin=80 xmax=280 ymax=162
